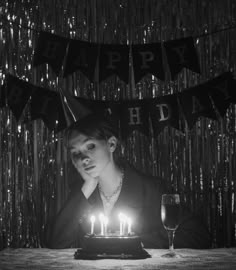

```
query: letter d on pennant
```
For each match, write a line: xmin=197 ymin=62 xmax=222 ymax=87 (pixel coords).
xmin=156 ymin=104 xmax=170 ymax=121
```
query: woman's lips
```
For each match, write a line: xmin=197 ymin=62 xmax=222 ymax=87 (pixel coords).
xmin=84 ymin=165 xmax=95 ymax=172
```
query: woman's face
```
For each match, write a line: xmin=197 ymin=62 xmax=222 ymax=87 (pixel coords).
xmin=68 ymin=131 xmax=115 ymax=178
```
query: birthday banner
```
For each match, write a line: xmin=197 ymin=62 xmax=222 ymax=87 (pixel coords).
xmin=1 ymin=72 xmax=236 ymax=138
xmin=33 ymin=31 xmax=200 ymax=82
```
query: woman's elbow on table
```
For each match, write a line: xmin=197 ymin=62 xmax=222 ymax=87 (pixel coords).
xmin=42 ymin=223 xmax=73 ymax=249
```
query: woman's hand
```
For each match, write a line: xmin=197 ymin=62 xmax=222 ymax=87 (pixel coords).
xmin=80 ymin=170 xmax=98 ymax=199
xmin=73 ymin=162 xmax=98 ymax=199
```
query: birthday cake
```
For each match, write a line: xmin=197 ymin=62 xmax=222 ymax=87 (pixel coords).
xmin=74 ymin=234 xmax=150 ymax=259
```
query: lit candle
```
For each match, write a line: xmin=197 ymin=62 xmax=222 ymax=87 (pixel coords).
xmin=99 ymin=213 xmax=105 ymax=235
xmin=118 ymin=213 xmax=125 ymax=236
xmin=127 ymin=217 xmax=132 ymax=234
xmin=90 ymin=215 xmax=95 ymax=235
xmin=123 ymin=216 xmax=127 ymax=235
xmin=104 ymin=216 xmax=108 ymax=235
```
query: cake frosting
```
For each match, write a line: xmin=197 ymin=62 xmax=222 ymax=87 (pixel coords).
xmin=81 ymin=234 xmax=143 ymax=255
xmin=74 ymin=233 xmax=151 ymax=259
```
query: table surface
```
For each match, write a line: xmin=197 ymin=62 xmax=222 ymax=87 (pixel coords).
xmin=0 ymin=248 xmax=236 ymax=270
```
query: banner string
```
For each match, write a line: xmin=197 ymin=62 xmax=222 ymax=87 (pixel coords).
xmin=195 ymin=24 xmax=236 ymax=39
xmin=1 ymin=13 xmax=236 ymax=42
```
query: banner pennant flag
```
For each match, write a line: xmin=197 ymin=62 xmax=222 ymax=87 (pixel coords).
xmin=33 ymin=31 xmax=69 ymax=75
xmin=149 ymin=94 xmax=181 ymax=135
xmin=74 ymin=98 xmax=119 ymax=117
xmin=164 ymin=37 xmax=200 ymax=80
xmin=99 ymin=44 xmax=129 ymax=83
xmin=74 ymin=97 xmax=121 ymax=130
xmin=119 ymin=100 xmax=150 ymax=139
xmin=207 ymin=72 xmax=236 ymax=104
xmin=30 ymin=87 xmax=67 ymax=132
xmin=179 ymin=85 xmax=218 ymax=129
xmin=5 ymin=74 xmax=34 ymax=121
xmin=63 ymin=40 xmax=99 ymax=81
xmin=205 ymin=72 xmax=233 ymax=116
xmin=132 ymin=43 xmax=165 ymax=84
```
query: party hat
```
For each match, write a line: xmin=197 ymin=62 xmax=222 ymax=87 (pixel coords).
xmin=58 ymin=87 xmax=92 ymax=128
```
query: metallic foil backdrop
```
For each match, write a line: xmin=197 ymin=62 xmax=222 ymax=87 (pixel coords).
xmin=0 ymin=0 xmax=236 ymax=248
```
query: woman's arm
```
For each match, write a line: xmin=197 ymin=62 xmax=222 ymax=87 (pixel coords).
xmin=43 ymin=189 xmax=91 ymax=249
xmin=43 ymin=164 xmax=99 ymax=249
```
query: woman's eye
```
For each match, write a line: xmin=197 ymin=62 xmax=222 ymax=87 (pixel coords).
xmin=87 ymin=144 xmax=95 ymax=151
xmin=71 ymin=152 xmax=81 ymax=160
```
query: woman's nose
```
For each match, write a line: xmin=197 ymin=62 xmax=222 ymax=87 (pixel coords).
xmin=81 ymin=153 xmax=90 ymax=164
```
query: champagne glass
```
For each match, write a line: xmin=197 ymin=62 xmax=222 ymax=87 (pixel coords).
xmin=161 ymin=194 xmax=181 ymax=258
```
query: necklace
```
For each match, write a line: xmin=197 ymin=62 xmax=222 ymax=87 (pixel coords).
xmin=98 ymin=169 xmax=124 ymax=203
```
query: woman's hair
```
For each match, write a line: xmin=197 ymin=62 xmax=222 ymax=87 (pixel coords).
xmin=66 ymin=113 xmax=119 ymax=142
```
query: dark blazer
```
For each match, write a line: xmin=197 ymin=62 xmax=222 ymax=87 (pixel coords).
xmin=44 ymin=162 xmax=211 ymax=249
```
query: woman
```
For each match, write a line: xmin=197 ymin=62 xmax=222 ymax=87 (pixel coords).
xmin=44 ymin=114 xmax=211 ymax=249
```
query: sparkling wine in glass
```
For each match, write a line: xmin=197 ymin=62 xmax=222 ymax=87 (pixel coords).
xmin=161 ymin=194 xmax=181 ymax=257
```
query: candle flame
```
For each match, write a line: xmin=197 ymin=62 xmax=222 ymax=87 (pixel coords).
xmin=103 ymin=216 xmax=108 ymax=225
xmin=90 ymin=215 xmax=95 ymax=223
xmin=99 ymin=213 xmax=105 ymax=221
xmin=118 ymin=212 xmax=126 ymax=221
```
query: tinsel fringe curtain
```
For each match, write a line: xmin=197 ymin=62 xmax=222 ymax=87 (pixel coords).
xmin=0 ymin=0 xmax=236 ymax=248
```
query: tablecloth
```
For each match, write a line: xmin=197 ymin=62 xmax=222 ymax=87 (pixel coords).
xmin=0 ymin=248 xmax=236 ymax=270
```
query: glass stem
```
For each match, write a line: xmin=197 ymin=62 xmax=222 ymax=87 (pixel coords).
xmin=167 ymin=230 xmax=175 ymax=252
